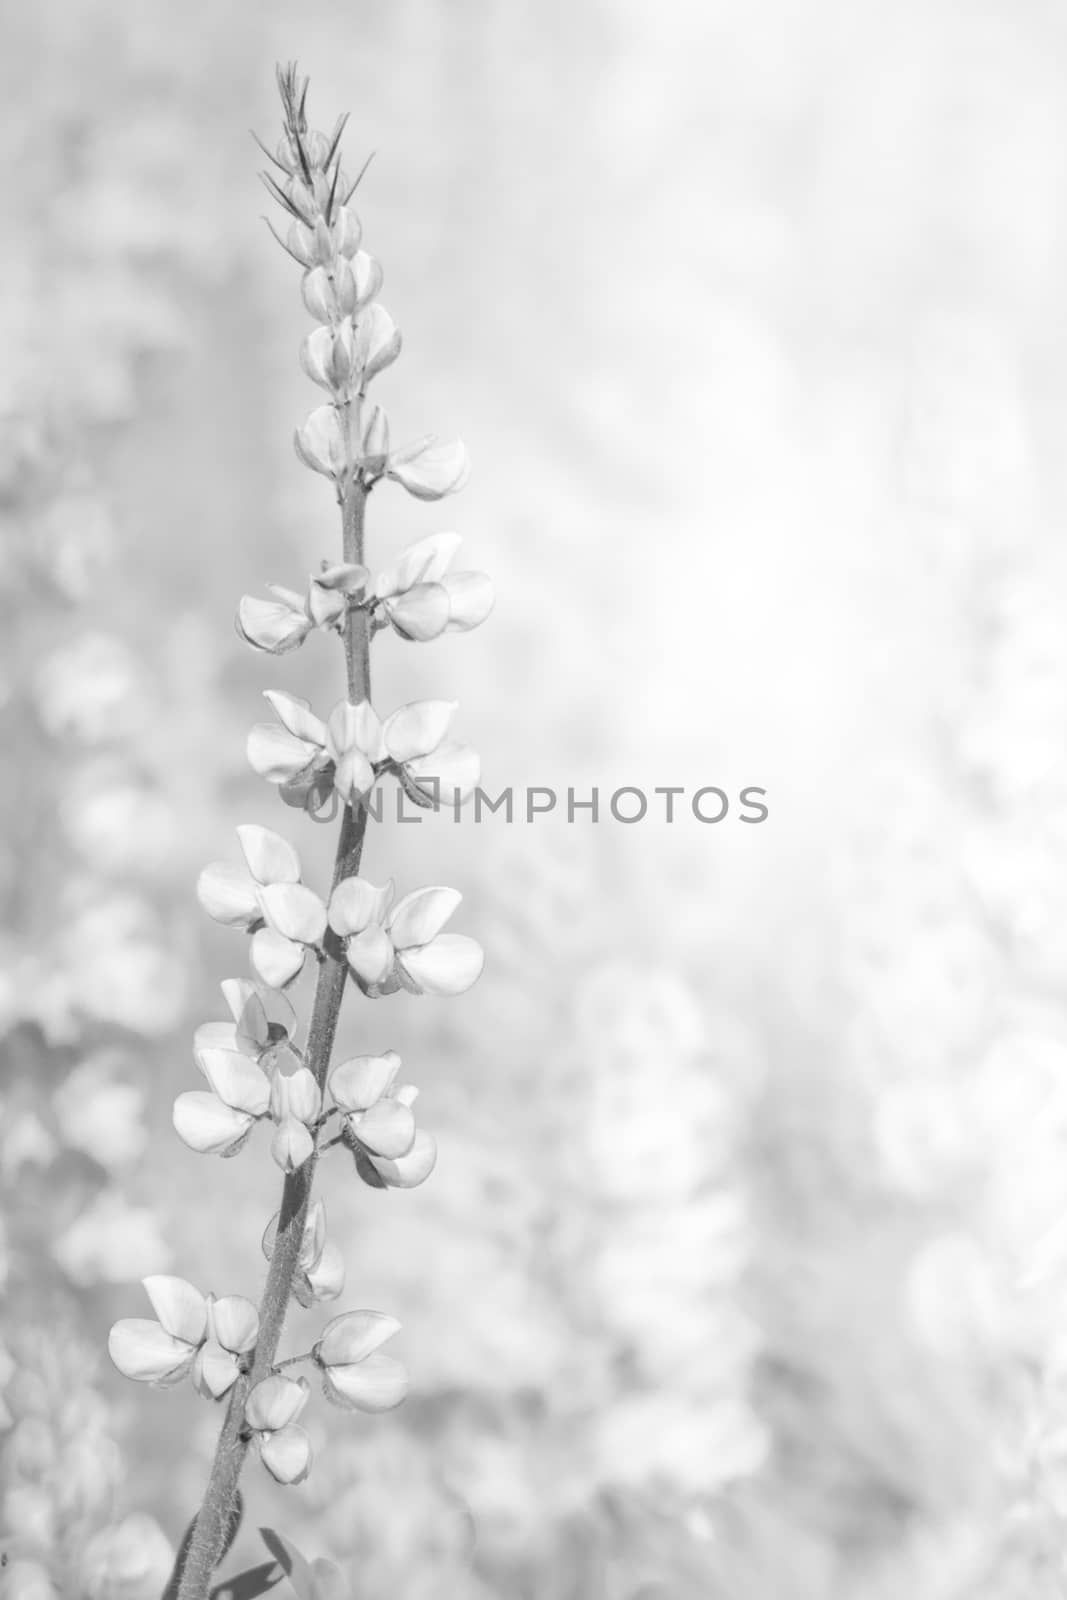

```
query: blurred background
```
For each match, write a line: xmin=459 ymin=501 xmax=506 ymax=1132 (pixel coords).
xmin=3 ymin=0 xmax=1067 ymax=1595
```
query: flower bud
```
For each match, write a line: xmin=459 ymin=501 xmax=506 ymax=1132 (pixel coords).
xmin=353 ymin=304 xmax=401 ymax=388
xmin=286 ymin=221 xmax=317 ymax=267
xmin=294 ymin=406 xmax=347 ymax=479
xmin=333 ymin=205 xmax=362 ymax=258
xmin=237 ymin=593 xmax=312 ymax=654
xmin=383 ymin=582 xmax=451 ymax=642
xmin=351 ymin=250 xmax=383 ymax=310
xmin=360 ymin=404 xmax=390 ymax=473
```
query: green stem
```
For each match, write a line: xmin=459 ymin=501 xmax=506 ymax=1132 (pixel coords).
xmin=175 ymin=483 xmax=369 ymax=1600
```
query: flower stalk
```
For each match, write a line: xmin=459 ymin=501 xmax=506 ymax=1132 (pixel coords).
xmin=106 ymin=64 xmax=491 ymax=1600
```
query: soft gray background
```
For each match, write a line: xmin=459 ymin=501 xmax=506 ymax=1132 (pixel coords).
xmin=2 ymin=3 xmax=1067 ymax=1597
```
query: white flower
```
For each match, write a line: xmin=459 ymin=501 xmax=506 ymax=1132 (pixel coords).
xmin=269 ymin=1067 xmax=323 ymax=1173
xmin=327 ymin=880 xmax=484 ymax=997
xmin=262 ymin=1199 xmax=345 ymax=1306
xmin=245 ymin=1375 xmax=312 ymax=1484
xmin=373 ymin=532 xmax=493 ymax=642
xmin=194 ymin=978 xmax=301 ymax=1076
xmin=248 ymin=692 xmax=478 ymax=809
xmin=236 ymin=564 xmax=367 ymax=656
xmin=83 ymin=1513 xmax=174 ymax=1600
xmin=196 ymin=826 xmax=327 ymax=988
xmin=384 ymin=437 xmax=470 ymax=500
xmin=294 ymin=405 xmax=348 ymax=481
xmin=329 ymin=1050 xmax=437 ymax=1189
xmin=313 ymin=1310 xmax=407 ymax=1412
xmin=109 ymin=1278 xmax=258 ymax=1396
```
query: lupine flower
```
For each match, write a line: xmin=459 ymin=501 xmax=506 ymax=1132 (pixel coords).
xmin=269 ymin=1067 xmax=322 ymax=1172
xmin=236 ymin=563 xmax=367 ymax=655
xmin=248 ymin=691 xmax=478 ymax=808
xmin=245 ymin=1374 xmax=312 ymax=1485
xmin=173 ymin=1045 xmax=271 ymax=1159
xmin=262 ymin=1200 xmax=345 ymax=1306
xmin=174 ymin=1052 xmax=321 ymax=1175
xmin=373 ymin=532 xmax=494 ymax=642
xmin=197 ymin=825 xmax=327 ymax=987
xmin=312 ymin=1310 xmax=407 ymax=1412
xmin=384 ymin=436 xmax=471 ymax=500
xmin=327 ymin=879 xmax=484 ymax=996
xmin=191 ymin=1295 xmax=261 ymax=1400
xmin=108 ymin=1277 xmax=257 ymax=1396
xmin=329 ymin=1050 xmax=437 ymax=1189
xmin=194 ymin=978 xmax=302 ymax=1076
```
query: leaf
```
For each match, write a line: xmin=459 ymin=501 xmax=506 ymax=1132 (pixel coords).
xmin=259 ymin=1529 xmax=317 ymax=1600
xmin=210 ymin=1561 xmax=288 ymax=1600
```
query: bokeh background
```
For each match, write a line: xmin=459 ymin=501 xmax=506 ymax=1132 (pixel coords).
xmin=3 ymin=1 xmax=1067 ymax=1596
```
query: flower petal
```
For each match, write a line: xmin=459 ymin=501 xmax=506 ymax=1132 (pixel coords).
xmin=382 ymin=701 xmax=457 ymax=764
xmin=259 ymin=1423 xmax=313 ymax=1485
xmin=387 ymin=886 xmax=462 ymax=950
xmin=369 ymin=1128 xmax=438 ymax=1189
xmin=398 ymin=934 xmax=484 ymax=996
xmin=191 ymin=1339 xmax=241 ymax=1400
xmin=198 ymin=1049 xmax=271 ymax=1116
xmin=250 ymin=929 xmax=306 ymax=990
xmin=236 ymin=825 xmax=301 ymax=886
xmin=444 ymin=571 xmax=494 ymax=632
xmin=316 ymin=1309 xmax=401 ymax=1368
xmin=329 ymin=1051 xmax=402 ymax=1112
xmin=108 ymin=1319 xmax=196 ymax=1385
xmin=303 ymin=1241 xmax=345 ymax=1303
xmin=173 ymin=1092 xmax=254 ymax=1156
xmin=209 ymin=1295 xmax=260 ymax=1355
xmin=328 ymin=877 xmax=393 ymax=936
xmin=271 ymin=1066 xmax=322 ymax=1127
xmin=142 ymin=1276 xmax=208 ymax=1346
xmin=383 ymin=583 xmax=451 ymax=642
xmin=387 ymin=439 xmax=470 ymax=500
xmin=237 ymin=596 xmax=311 ymax=654
xmin=245 ymin=1374 xmax=309 ymax=1432
xmin=259 ymin=883 xmax=327 ymax=947
xmin=197 ymin=864 xmax=258 ymax=927
xmin=294 ymin=405 xmax=347 ymax=479
xmin=247 ymin=724 xmax=321 ymax=785
xmin=260 ymin=691 xmax=326 ymax=746
xmin=353 ymin=303 xmax=402 ymax=384
xmin=405 ymin=741 xmax=480 ymax=804
xmin=345 ymin=925 xmax=395 ymax=987
xmin=351 ymin=1099 xmax=416 ymax=1159
xmin=271 ymin=1116 xmax=315 ymax=1173
xmin=374 ymin=532 xmax=461 ymax=597
xmin=322 ymin=1352 xmax=408 ymax=1412
xmin=193 ymin=1020 xmax=239 ymax=1061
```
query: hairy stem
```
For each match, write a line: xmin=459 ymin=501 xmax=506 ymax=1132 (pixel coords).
xmin=175 ymin=482 xmax=369 ymax=1600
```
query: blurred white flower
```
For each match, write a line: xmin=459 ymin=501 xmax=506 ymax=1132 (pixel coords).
xmin=60 ymin=890 xmax=185 ymax=1035
xmin=52 ymin=1053 xmax=147 ymax=1169
xmin=82 ymin=1513 xmax=175 ymax=1600
xmin=54 ymin=1194 xmax=170 ymax=1287
xmin=60 ymin=764 xmax=180 ymax=875
xmin=3 ymin=1561 xmax=57 ymax=1600
xmin=33 ymin=634 xmax=148 ymax=743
